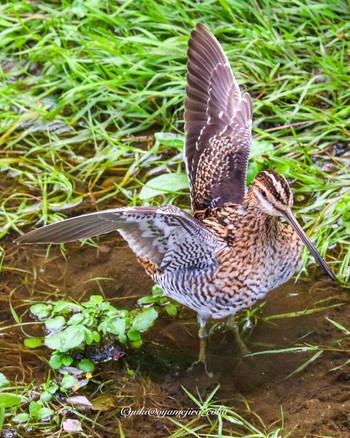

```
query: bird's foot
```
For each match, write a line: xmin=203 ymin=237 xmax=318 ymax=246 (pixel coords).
xmin=234 ymin=331 xmax=250 ymax=356
xmin=226 ymin=316 xmax=250 ymax=356
xmin=188 ymin=337 xmax=213 ymax=378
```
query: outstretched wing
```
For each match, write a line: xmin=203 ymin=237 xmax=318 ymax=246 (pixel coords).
xmin=15 ymin=205 xmax=224 ymax=272
xmin=185 ymin=23 xmax=252 ymax=211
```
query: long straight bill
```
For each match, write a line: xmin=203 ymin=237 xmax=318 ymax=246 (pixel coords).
xmin=284 ymin=210 xmax=335 ymax=281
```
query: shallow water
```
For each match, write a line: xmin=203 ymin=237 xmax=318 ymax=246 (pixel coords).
xmin=1 ymin=232 xmax=349 ymax=437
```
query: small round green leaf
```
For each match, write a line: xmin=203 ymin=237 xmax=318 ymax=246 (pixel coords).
xmin=62 ymin=356 xmax=73 ymax=367
xmin=67 ymin=313 xmax=85 ymax=325
xmin=127 ymin=328 xmax=141 ymax=342
xmin=130 ymin=340 xmax=143 ymax=349
xmin=137 ymin=296 xmax=156 ymax=305
xmin=45 ymin=325 xmax=87 ymax=352
xmin=30 ymin=303 xmax=52 ymax=319
xmin=53 ymin=301 xmax=81 ymax=315
xmin=84 ymin=329 xmax=94 ymax=345
xmin=78 ymin=359 xmax=94 ymax=372
xmin=165 ymin=303 xmax=178 ymax=317
xmin=24 ymin=337 xmax=44 ymax=349
xmin=92 ymin=331 xmax=100 ymax=343
xmin=45 ymin=316 xmax=66 ymax=331
xmin=61 ymin=374 xmax=76 ymax=389
xmin=152 ymin=285 xmax=164 ymax=296
xmin=132 ymin=308 xmax=158 ymax=332
xmin=84 ymin=295 xmax=104 ymax=307
xmin=49 ymin=353 xmax=62 ymax=370
xmin=106 ymin=318 xmax=126 ymax=338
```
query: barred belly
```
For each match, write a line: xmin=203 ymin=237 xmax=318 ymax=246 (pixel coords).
xmin=153 ymin=267 xmax=266 ymax=320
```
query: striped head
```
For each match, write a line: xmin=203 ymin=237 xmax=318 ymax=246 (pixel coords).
xmin=249 ymin=169 xmax=335 ymax=281
xmin=251 ymin=169 xmax=293 ymax=216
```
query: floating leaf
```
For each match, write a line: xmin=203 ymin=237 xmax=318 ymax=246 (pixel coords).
xmin=53 ymin=301 xmax=81 ymax=315
xmin=49 ymin=353 xmax=62 ymax=369
xmin=30 ymin=303 xmax=52 ymax=319
xmin=127 ymin=328 xmax=141 ymax=342
xmin=45 ymin=325 xmax=87 ymax=352
xmin=165 ymin=303 xmax=178 ymax=317
xmin=24 ymin=337 xmax=44 ymax=349
xmin=62 ymin=356 xmax=74 ymax=367
xmin=132 ymin=308 xmax=158 ymax=332
xmin=99 ymin=301 xmax=114 ymax=312
xmin=152 ymin=285 xmax=164 ymax=296
xmin=84 ymin=295 xmax=104 ymax=307
xmin=138 ymin=294 xmax=167 ymax=306
xmin=78 ymin=359 xmax=94 ymax=373
xmin=105 ymin=318 xmax=126 ymax=339
xmin=130 ymin=339 xmax=143 ymax=349
xmin=84 ymin=329 xmax=95 ymax=345
xmin=61 ymin=374 xmax=76 ymax=389
xmin=137 ymin=295 xmax=156 ymax=305
xmin=67 ymin=313 xmax=85 ymax=325
xmin=45 ymin=316 xmax=66 ymax=331
xmin=92 ymin=331 xmax=100 ymax=342
xmin=326 ymin=317 xmax=350 ymax=335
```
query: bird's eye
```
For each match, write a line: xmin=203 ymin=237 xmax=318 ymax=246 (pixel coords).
xmin=261 ymin=189 xmax=267 ymax=198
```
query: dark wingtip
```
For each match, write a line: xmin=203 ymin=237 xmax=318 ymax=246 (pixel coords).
xmin=14 ymin=234 xmax=45 ymax=245
xmin=194 ymin=23 xmax=209 ymax=33
xmin=13 ymin=232 xmax=53 ymax=245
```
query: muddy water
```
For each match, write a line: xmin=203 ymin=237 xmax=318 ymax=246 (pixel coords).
xmin=1 ymin=232 xmax=349 ymax=437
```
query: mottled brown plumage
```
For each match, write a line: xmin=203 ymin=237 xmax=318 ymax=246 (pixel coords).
xmin=15 ymin=24 xmax=335 ymax=349
xmin=185 ymin=24 xmax=252 ymax=209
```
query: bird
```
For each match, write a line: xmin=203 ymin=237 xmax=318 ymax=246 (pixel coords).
xmin=15 ymin=24 xmax=335 ymax=364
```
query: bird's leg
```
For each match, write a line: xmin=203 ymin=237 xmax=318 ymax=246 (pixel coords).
xmin=197 ymin=316 xmax=208 ymax=364
xmin=189 ymin=315 xmax=213 ymax=377
xmin=226 ymin=315 xmax=250 ymax=356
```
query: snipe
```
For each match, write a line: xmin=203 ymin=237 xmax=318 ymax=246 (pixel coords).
xmin=15 ymin=24 xmax=335 ymax=362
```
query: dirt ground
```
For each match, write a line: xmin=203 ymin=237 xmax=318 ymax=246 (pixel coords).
xmin=1 ymin=232 xmax=349 ymax=437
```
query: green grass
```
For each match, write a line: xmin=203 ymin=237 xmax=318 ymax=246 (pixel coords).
xmin=169 ymin=386 xmax=288 ymax=438
xmin=1 ymin=0 xmax=349 ymax=281
xmin=0 ymin=2 xmax=349 ymax=433
xmin=250 ymin=315 xmax=350 ymax=378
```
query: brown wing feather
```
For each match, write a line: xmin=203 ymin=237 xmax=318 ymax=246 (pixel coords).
xmin=185 ymin=24 xmax=252 ymax=210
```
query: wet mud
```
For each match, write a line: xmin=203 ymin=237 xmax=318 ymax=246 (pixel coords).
xmin=1 ymin=232 xmax=349 ymax=437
